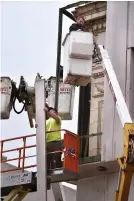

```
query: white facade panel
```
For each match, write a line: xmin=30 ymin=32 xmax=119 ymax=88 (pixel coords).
xmin=102 ymin=1 xmax=130 ymax=161
xmin=77 ymin=173 xmax=134 ymax=201
xmin=128 ymin=2 xmax=134 ymax=48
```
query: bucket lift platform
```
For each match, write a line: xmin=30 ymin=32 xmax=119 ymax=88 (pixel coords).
xmin=0 ymin=74 xmax=79 ymax=201
xmin=0 ymin=129 xmax=79 ymax=200
xmin=1 ymin=169 xmax=78 ymax=199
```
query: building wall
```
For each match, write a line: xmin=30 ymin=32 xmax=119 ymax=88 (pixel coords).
xmin=72 ymin=1 xmax=106 ymax=157
xmin=61 ymin=185 xmax=76 ymax=201
xmin=102 ymin=1 xmax=134 ymax=161
xmin=74 ymin=2 xmax=134 ymax=201
xmin=89 ymin=78 xmax=104 ymax=156
xmin=23 ymin=185 xmax=76 ymax=201
xmin=89 ymin=33 xmax=105 ymax=156
xmin=73 ymin=1 xmax=134 ymax=161
xmin=76 ymin=173 xmax=134 ymax=201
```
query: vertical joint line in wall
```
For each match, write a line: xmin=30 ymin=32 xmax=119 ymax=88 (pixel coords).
xmin=112 ymin=102 xmax=116 ymax=158
xmin=125 ymin=1 xmax=129 ymax=101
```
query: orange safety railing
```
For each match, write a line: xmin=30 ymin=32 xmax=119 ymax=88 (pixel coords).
xmin=0 ymin=129 xmax=80 ymax=174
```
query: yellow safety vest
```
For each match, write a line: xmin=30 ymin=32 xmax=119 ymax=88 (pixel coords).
xmin=46 ymin=117 xmax=61 ymax=143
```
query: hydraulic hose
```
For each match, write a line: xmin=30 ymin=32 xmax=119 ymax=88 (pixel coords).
xmin=12 ymin=97 xmax=25 ymax=114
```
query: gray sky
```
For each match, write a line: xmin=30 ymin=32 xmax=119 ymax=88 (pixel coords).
xmin=0 ymin=1 xmax=79 ymax=167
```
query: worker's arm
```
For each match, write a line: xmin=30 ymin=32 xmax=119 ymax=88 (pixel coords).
xmin=49 ymin=110 xmax=61 ymax=124
xmin=44 ymin=106 xmax=61 ymax=124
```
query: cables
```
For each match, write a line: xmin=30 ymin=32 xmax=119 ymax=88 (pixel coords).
xmin=12 ymin=96 xmax=25 ymax=114
xmin=10 ymin=80 xmax=25 ymax=114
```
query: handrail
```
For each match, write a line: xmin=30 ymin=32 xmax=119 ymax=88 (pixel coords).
xmin=0 ymin=129 xmax=79 ymax=174
xmin=0 ymin=131 xmax=102 ymax=173
xmin=0 ymin=129 xmax=74 ymax=143
xmin=1 ymin=134 xmax=36 ymax=143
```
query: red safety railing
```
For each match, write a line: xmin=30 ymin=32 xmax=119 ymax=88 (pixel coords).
xmin=0 ymin=129 xmax=80 ymax=174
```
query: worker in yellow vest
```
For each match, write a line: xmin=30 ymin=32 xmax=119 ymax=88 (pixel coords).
xmin=44 ymin=104 xmax=63 ymax=173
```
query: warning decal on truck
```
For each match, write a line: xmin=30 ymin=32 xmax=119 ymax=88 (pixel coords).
xmin=59 ymin=87 xmax=71 ymax=94
xmin=1 ymin=172 xmax=32 ymax=188
xmin=0 ymin=87 xmax=9 ymax=94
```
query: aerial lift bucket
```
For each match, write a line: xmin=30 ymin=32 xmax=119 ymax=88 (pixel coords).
xmin=62 ymin=31 xmax=94 ymax=86
xmin=0 ymin=77 xmax=15 ymax=119
xmin=47 ymin=77 xmax=75 ymax=120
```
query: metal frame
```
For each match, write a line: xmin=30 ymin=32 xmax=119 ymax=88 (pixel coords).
xmin=0 ymin=129 xmax=77 ymax=174
xmin=54 ymin=1 xmax=92 ymax=161
xmin=54 ymin=1 xmax=90 ymax=110
xmin=0 ymin=134 xmax=36 ymax=173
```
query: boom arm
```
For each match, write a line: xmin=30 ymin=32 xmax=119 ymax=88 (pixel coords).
xmin=98 ymin=45 xmax=134 ymax=201
xmin=98 ymin=45 xmax=132 ymax=125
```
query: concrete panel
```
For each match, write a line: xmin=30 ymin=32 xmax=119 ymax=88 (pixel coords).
xmin=106 ymin=2 xmax=128 ymax=90
xmin=126 ymin=48 xmax=134 ymax=121
xmin=23 ymin=189 xmax=55 ymax=201
xmin=89 ymin=135 xmax=98 ymax=156
xmin=102 ymin=76 xmax=115 ymax=161
xmin=95 ymin=32 xmax=106 ymax=46
xmin=77 ymin=173 xmax=134 ymax=201
xmin=77 ymin=175 xmax=106 ymax=201
xmin=23 ymin=184 xmax=76 ymax=201
xmin=102 ymin=1 xmax=129 ymax=161
xmin=128 ymin=2 xmax=134 ymax=48
xmin=61 ymin=185 xmax=76 ymax=201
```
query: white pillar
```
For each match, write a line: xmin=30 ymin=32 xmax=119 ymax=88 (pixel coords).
xmin=35 ymin=79 xmax=47 ymax=201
